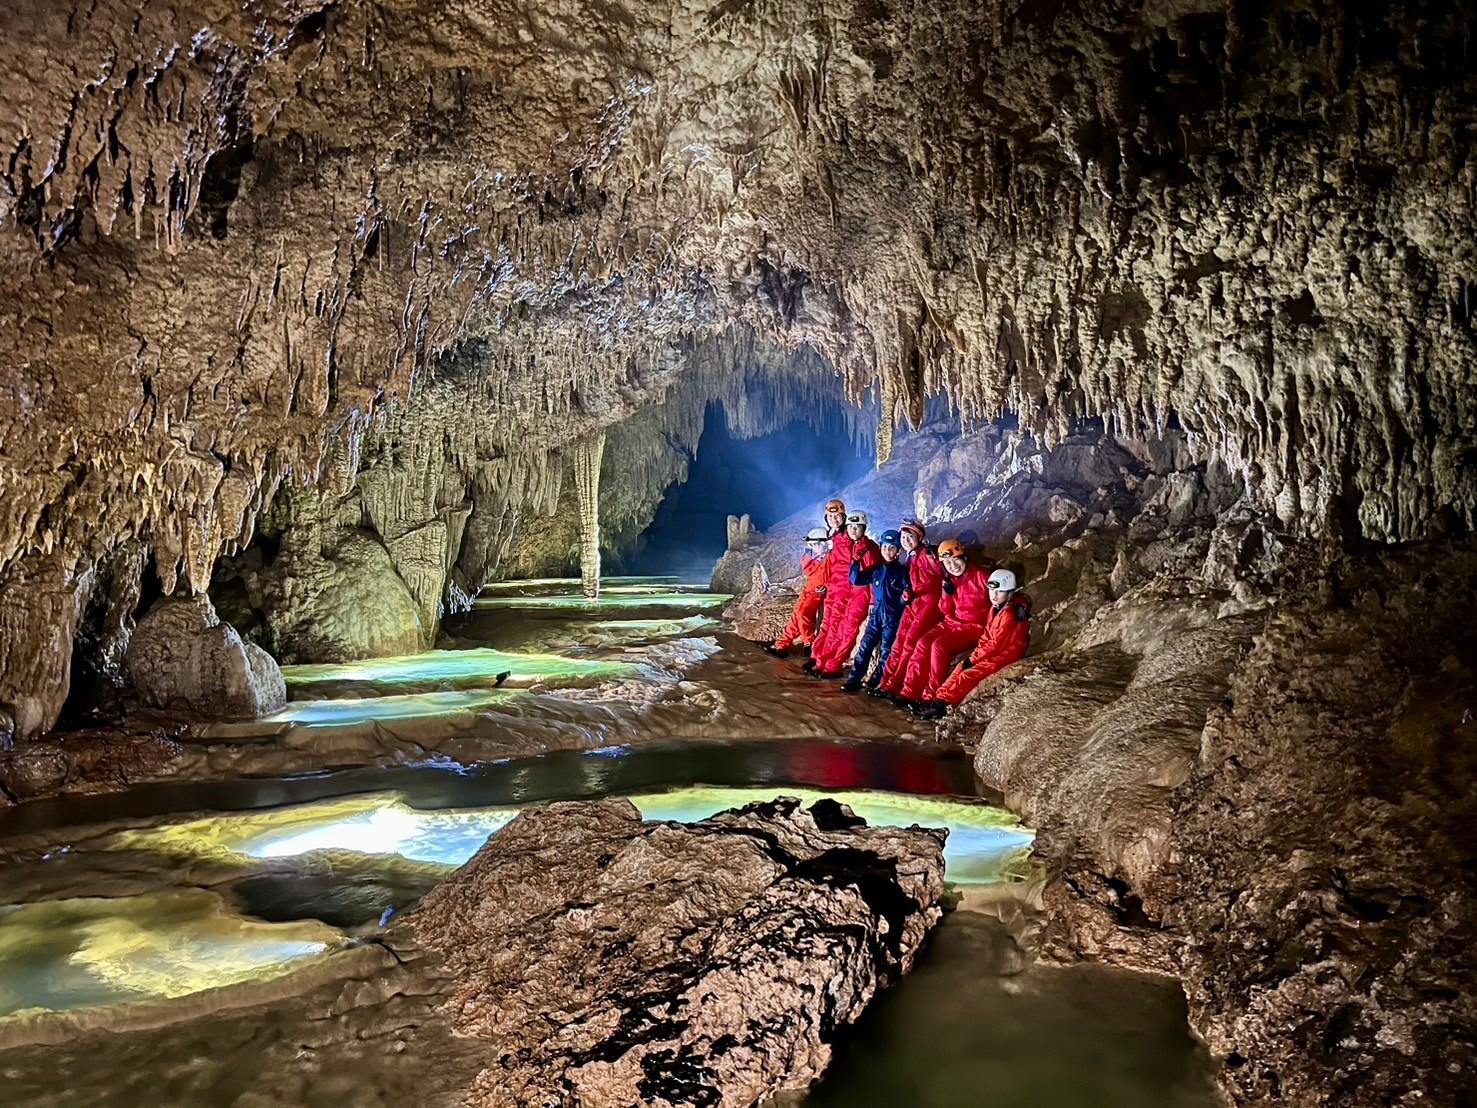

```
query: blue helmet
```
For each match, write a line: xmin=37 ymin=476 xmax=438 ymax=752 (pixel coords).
xmin=880 ymin=529 xmax=901 ymax=546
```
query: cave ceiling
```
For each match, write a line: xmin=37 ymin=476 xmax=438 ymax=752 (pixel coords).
xmin=2 ymin=0 xmax=1475 ymax=599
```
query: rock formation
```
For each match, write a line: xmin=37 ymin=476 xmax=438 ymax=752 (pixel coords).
xmin=405 ymin=796 xmax=947 ymax=1107
xmin=4 ymin=0 xmax=1476 ymax=731
xmin=726 ymin=421 xmax=1475 ymax=1104
xmin=124 ymin=594 xmax=286 ymax=718
xmin=3 ymin=2 xmax=1477 ymax=1103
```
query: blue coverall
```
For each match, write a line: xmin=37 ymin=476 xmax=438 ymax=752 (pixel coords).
xmin=846 ymin=557 xmax=910 ymax=686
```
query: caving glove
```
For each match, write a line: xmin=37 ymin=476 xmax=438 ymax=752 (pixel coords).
xmin=941 ymin=578 xmax=956 ymax=595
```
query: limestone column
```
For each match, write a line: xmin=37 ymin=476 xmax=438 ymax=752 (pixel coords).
xmin=573 ymin=431 xmax=606 ymax=599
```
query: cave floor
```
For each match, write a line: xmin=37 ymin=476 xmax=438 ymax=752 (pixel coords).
xmin=0 ymin=578 xmax=1221 ymax=1105
xmin=2 ymin=581 xmax=929 ymax=804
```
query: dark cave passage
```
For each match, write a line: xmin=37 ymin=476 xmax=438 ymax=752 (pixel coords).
xmin=624 ymin=402 xmax=874 ymax=577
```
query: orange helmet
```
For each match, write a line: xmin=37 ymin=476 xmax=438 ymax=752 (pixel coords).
xmin=825 ymin=498 xmax=845 ymax=513
xmin=937 ymin=539 xmax=966 ymax=559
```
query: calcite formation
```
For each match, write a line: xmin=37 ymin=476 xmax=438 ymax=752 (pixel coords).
xmin=405 ymin=796 xmax=947 ymax=1107
xmin=124 ymin=594 xmax=285 ymax=717
xmin=4 ymin=0 xmax=1476 ymax=736
xmin=727 ymin=424 xmax=1475 ymax=1104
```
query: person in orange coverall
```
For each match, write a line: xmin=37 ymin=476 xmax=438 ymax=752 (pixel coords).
xmin=893 ymin=539 xmax=992 ymax=707
xmin=806 ymin=510 xmax=881 ymax=677
xmin=764 ymin=527 xmax=832 ymax=657
xmin=874 ymin=520 xmax=943 ymax=698
xmin=913 ymin=568 xmax=1030 ymax=719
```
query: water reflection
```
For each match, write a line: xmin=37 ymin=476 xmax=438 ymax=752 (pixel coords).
xmin=110 ymin=786 xmax=1031 ymax=884
xmin=283 ymin=647 xmax=631 ymax=694
xmin=0 ymin=739 xmax=986 ymax=838
xmin=0 ymin=892 xmax=338 ymax=1020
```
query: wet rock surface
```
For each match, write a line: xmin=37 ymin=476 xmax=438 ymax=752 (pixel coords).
xmin=404 ymin=796 xmax=947 ymax=1107
xmin=1172 ymin=549 xmax=1477 ymax=1108
xmin=124 ymin=595 xmax=285 ymax=718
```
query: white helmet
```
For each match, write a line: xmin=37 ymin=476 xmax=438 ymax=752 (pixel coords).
xmin=805 ymin=527 xmax=829 ymax=542
xmin=987 ymin=568 xmax=1018 ymax=592
xmin=846 ymin=511 xmax=868 ymax=527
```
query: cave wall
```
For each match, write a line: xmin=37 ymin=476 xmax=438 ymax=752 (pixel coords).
xmin=4 ymin=0 xmax=1477 ymax=736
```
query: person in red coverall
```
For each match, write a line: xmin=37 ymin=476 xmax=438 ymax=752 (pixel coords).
xmin=873 ymin=520 xmax=944 ymax=699
xmin=764 ymin=527 xmax=832 ymax=657
xmin=805 ymin=510 xmax=882 ymax=677
xmin=913 ymin=568 xmax=1030 ymax=719
xmin=822 ymin=497 xmax=847 ymax=537
xmin=893 ymin=539 xmax=992 ymax=708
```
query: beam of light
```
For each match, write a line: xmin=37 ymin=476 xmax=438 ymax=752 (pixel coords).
xmin=0 ymin=892 xmax=338 ymax=1020
xmin=282 ymin=648 xmax=632 ymax=690
xmin=109 ymin=789 xmax=1033 ymax=885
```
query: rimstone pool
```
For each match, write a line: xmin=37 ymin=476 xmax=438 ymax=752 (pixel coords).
xmin=0 ymin=579 xmax=1219 ymax=1106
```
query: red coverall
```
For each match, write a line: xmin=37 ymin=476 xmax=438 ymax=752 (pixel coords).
xmin=773 ymin=552 xmax=828 ymax=650
xmin=898 ymin=562 xmax=992 ymax=701
xmin=810 ymin=533 xmax=882 ymax=673
xmin=877 ymin=544 xmax=944 ymax=694
xmin=934 ymin=594 xmax=1031 ymax=705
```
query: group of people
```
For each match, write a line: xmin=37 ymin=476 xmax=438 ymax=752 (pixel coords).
xmin=761 ymin=498 xmax=1031 ymax=721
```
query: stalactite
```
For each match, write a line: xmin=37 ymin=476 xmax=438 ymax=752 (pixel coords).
xmin=876 ymin=372 xmax=896 ymax=466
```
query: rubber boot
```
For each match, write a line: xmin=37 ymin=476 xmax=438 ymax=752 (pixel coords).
xmin=912 ymin=699 xmax=948 ymax=720
xmin=802 ymin=658 xmax=818 ymax=674
xmin=840 ymin=678 xmax=862 ymax=692
xmin=865 ymin=685 xmax=890 ymax=699
xmin=762 ymin=643 xmax=788 ymax=657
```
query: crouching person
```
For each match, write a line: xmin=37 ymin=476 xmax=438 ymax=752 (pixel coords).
xmin=913 ymin=569 xmax=1030 ymax=720
xmin=841 ymin=529 xmax=908 ymax=692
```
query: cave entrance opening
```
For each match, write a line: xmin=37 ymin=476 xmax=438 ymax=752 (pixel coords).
xmin=624 ymin=402 xmax=873 ymax=578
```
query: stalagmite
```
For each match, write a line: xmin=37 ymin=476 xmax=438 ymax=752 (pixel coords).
xmin=572 ymin=430 xmax=606 ymax=600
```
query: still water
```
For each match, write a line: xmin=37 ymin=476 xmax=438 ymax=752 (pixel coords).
xmin=0 ymin=577 xmax=1218 ymax=1105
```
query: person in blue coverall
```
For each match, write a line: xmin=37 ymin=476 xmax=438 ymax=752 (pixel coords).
xmin=841 ymin=529 xmax=910 ymax=693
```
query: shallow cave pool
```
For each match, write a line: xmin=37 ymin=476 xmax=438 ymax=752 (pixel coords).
xmin=472 ymin=588 xmax=730 ymax=612
xmin=281 ymin=647 xmax=636 ymax=697
xmin=474 ymin=575 xmax=691 ymax=597
xmin=107 ymin=787 xmax=1033 ymax=886
xmin=0 ymin=739 xmax=1032 ymax=1023
xmin=0 ymin=891 xmax=339 ymax=1020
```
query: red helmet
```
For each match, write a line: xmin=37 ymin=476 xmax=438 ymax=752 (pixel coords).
xmin=899 ymin=520 xmax=926 ymax=541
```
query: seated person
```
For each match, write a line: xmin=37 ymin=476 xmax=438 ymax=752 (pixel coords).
xmin=764 ymin=528 xmax=831 ymax=656
xmin=841 ymin=529 xmax=909 ymax=692
xmin=913 ymin=569 xmax=1030 ymax=719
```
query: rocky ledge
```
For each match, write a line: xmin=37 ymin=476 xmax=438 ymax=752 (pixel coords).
xmin=402 ymin=796 xmax=947 ymax=1107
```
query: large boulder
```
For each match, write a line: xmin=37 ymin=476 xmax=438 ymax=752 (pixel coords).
xmin=405 ymin=796 xmax=947 ymax=1107
xmin=124 ymin=595 xmax=285 ymax=718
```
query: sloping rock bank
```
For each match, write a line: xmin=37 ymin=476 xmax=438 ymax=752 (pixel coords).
xmin=402 ymin=796 xmax=947 ymax=1107
xmin=726 ymin=426 xmax=1477 ymax=1105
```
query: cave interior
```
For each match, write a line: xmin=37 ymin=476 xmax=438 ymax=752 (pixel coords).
xmin=0 ymin=0 xmax=1474 ymax=1105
